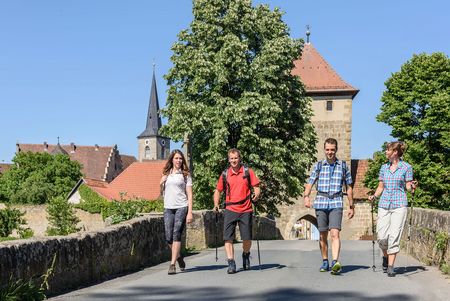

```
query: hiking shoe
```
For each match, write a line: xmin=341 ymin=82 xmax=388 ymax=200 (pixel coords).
xmin=331 ymin=260 xmax=342 ymax=275
xmin=320 ymin=260 xmax=329 ymax=272
xmin=387 ymin=265 xmax=395 ymax=277
xmin=382 ymin=256 xmax=388 ymax=273
xmin=177 ymin=256 xmax=186 ymax=271
xmin=242 ymin=252 xmax=251 ymax=270
xmin=227 ymin=259 xmax=236 ymax=274
xmin=168 ymin=264 xmax=176 ymax=275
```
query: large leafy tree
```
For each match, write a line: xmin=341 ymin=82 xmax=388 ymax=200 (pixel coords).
xmin=161 ymin=0 xmax=316 ymax=214
xmin=0 ymin=152 xmax=82 ymax=204
xmin=367 ymin=52 xmax=450 ymax=209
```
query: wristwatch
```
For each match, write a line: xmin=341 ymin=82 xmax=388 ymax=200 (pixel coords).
xmin=349 ymin=205 xmax=355 ymax=209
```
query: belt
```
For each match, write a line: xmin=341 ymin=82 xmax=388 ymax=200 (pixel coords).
xmin=317 ymin=191 xmax=344 ymax=199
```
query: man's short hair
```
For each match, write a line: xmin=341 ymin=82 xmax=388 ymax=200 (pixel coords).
xmin=227 ymin=148 xmax=241 ymax=158
xmin=324 ymin=138 xmax=338 ymax=150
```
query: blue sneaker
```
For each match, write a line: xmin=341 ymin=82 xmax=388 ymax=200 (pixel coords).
xmin=331 ymin=260 xmax=342 ymax=275
xmin=320 ymin=260 xmax=329 ymax=272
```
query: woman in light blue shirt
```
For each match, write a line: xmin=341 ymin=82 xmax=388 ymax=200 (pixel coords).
xmin=369 ymin=141 xmax=416 ymax=277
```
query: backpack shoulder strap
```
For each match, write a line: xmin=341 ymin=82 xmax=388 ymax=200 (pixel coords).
xmin=341 ymin=160 xmax=349 ymax=183
xmin=243 ymin=164 xmax=252 ymax=190
xmin=316 ymin=161 xmax=323 ymax=179
xmin=222 ymin=168 xmax=228 ymax=195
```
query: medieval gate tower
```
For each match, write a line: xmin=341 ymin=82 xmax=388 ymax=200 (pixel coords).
xmin=277 ymin=33 xmax=360 ymax=239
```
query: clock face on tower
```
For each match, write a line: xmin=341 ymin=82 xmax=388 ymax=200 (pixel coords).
xmin=145 ymin=139 xmax=149 ymax=145
xmin=159 ymin=139 xmax=166 ymax=146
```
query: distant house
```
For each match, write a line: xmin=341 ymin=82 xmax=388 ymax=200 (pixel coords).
xmin=16 ymin=142 xmax=136 ymax=183
xmin=0 ymin=163 xmax=12 ymax=175
xmin=68 ymin=161 xmax=166 ymax=204
xmin=351 ymin=159 xmax=371 ymax=200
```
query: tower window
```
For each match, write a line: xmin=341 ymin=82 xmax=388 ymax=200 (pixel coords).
xmin=145 ymin=146 xmax=151 ymax=158
xmin=326 ymin=100 xmax=333 ymax=111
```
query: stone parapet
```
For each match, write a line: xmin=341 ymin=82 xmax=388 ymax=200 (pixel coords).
xmin=401 ymin=208 xmax=450 ymax=268
xmin=0 ymin=210 xmax=280 ymax=295
xmin=0 ymin=215 xmax=169 ymax=295
xmin=186 ymin=210 xmax=282 ymax=250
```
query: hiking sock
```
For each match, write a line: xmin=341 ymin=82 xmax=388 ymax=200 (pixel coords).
xmin=382 ymin=256 xmax=388 ymax=273
xmin=242 ymin=252 xmax=251 ymax=270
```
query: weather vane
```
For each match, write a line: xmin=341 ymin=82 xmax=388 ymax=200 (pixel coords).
xmin=306 ymin=25 xmax=311 ymax=43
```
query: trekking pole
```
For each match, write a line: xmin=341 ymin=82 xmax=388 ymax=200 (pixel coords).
xmin=253 ymin=203 xmax=262 ymax=270
xmin=405 ymin=182 xmax=416 ymax=272
xmin=370 ymin=199 xmax=376 ymax=272
xmin=215 ymin=209 xmax=219 ymax=262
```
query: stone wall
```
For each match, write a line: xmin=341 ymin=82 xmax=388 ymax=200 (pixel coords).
xmin=185 ymin=210 xmax=282 ymax=250
xmin=8 ymin=204 xmax=105 ymax=237
xmin=0 ymin=210 xmax=280 ymax=295
xmin=401 ymin=208 xmax=450 ymax=267
xmin=0 ymin=215 xmax=169 ymax=295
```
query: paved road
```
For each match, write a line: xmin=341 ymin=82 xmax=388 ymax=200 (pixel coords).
xmin=50 ymin=240 xmax=449 ymax=301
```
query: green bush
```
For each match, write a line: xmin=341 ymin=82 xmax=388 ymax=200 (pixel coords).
xmin=0 ymin=278 xmax=45 ymax=301
xmin=76 ymin=184 xmax=109 ymax=214
xmin=46 ymin=196 xmax=80 ymax=236
xmin=19 ymin=228 xmax=34 ymax=239
xmin=440 ymin=262 xmax=450 ymax=275
xmin=0 ymin=206 xmax=27 ymax=237
xmin=103 ymin=199 xmax=164 ymax=224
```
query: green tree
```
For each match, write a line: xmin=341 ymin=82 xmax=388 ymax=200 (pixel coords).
xmin=46 ymin=196 xmax=80 ymax=236
xmin=0 ymin=152 xmax=82 ymax=204
xmin=161 ymin=0 xmax=316 ymax=214
xmin=0 ymin=206 xmax=27 ymax=237
xmin=372 ymin=52 xmax=450 ymax=209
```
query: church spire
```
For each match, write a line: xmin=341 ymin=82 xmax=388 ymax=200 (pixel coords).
xmin=306 ymin=25 xmax=311 ymax=44
xmin=138 ymin=66 xmax=161 ymax=138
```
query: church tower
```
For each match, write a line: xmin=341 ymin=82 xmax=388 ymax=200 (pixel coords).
xmin=292 ymin=31 xmax=359 ymax=163
xmin=137 ymin=66 xmax=170 ymax=161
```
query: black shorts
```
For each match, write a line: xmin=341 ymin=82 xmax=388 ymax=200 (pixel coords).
xmin=223 ymin=209 xmax=253 ymax=241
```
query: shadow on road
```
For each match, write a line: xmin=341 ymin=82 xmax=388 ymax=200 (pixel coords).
xmin=341 ymin=264 xmax=370 ymax=274
xmin=184 ymin=265 xmax=228 ymax=272
xmin=248 ymin=263 xmax=286 ymax=271
xmin=85 ymin=285 xmax=414 ymax=301
xmin=396 ymin=265 xmax=427 ymax=276
xmin=184 ymin=263 xmax=286 ymax=273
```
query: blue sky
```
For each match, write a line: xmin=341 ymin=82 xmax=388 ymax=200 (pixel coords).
xmin=1 ymin=1 xmax=449 ymax=163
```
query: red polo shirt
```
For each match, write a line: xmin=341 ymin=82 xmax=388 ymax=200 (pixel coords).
xmin=216 ymin=166 xmax=260 ymax=213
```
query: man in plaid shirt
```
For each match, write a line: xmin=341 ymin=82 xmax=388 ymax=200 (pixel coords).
xmin=304 ymin=138 xmax=354 ymax=275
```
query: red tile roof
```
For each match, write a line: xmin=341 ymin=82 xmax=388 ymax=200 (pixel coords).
xmin=292 ymin=43 xmax=359 ymax=97
xmin=0 ymin=163 xmax=12 ymax=174
xmin=17 ymin=143 xmax=116 ymax=181
xmin=351 ymin=159 xmax=371 ymax=200
xmin=88 ymin=161 xmax=166 ymax=201
xmin=120 ymin=155 xmax=137 ymax=170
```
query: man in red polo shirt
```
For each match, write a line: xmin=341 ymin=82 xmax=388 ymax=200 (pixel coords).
xmin=213 ymin=148 xmax=260 ymax=274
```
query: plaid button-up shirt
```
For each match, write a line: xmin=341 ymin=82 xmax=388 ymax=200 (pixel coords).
xmin=378 ymin=160 xmax=413 ymax=209
xmin=308 ymin=159 xmax=352 ymax=209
